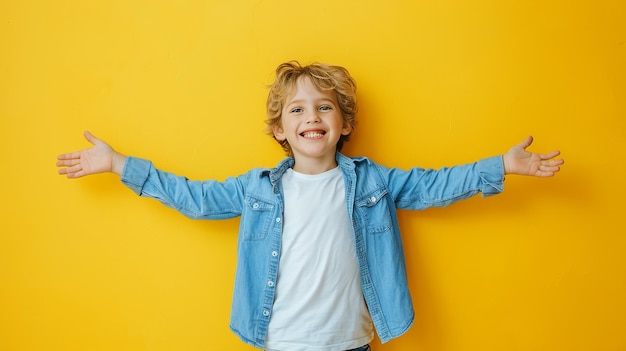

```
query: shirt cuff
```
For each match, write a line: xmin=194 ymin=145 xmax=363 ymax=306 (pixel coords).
xmin=477 ymin=155 xmax=505 ymax=197
xmin=120 ymin=156 xmax=152 ymax=196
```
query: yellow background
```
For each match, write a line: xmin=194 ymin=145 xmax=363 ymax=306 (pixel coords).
xmin=2 ymin=0 xmax=625 ymax=350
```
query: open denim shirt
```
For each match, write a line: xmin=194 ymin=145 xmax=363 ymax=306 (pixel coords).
xmin=121 ymin=152 xmax=504 ymax=348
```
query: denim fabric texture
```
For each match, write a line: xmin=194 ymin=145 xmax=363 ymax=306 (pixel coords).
xmin=121 ymin=152 xmax=504 ymax=348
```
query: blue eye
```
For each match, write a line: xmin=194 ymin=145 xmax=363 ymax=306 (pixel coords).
xmin=290 ymin=107 xmax=303 ymax=113
xmin=319 ymin=105 xmax=332 ymax=111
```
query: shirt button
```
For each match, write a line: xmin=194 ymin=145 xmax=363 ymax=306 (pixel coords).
xmin=263 ymin=310 xmax=270 ymax=317
xmin=268 ymin=280 xmax=274 ymax=287
xmin=271 ymin=251 xmax=278 ymax=257
xmin=253 ymin=203 xmax=259 ymax=209
xmin=370 ymin=196 xmax=376 ymax=203
xmin=276 ymin=217 xmax=281 ymax=223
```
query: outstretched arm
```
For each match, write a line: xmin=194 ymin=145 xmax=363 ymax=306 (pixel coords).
xmin=57 ymin=131 xmax=127 ymax=178
xmin=503 ymin=136 xmax=563 ymax=177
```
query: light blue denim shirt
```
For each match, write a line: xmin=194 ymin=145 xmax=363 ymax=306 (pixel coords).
xmin=121 ymin=152 xmax=504 ymax=348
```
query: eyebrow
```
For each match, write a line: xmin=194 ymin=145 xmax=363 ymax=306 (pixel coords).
xmin=286 ymin=98 xmax=336 ymax=106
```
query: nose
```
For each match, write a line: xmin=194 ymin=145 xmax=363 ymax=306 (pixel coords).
xmin=305 ymin=109 xmax=321 ymax=124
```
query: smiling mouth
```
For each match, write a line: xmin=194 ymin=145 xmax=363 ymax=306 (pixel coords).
xmin=300 ymin=131 xmax=326 ymax=139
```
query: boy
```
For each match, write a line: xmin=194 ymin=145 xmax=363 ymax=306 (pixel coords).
xmin=57 ymin=61 xmax=563 ymax=351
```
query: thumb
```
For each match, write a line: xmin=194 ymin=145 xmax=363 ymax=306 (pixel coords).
xmin=83 ymin=130 xmax=99 ymax=146
xmin=518 ymin=135 xmax=533 ymax=150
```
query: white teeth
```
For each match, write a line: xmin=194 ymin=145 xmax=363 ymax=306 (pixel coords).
xmin=302 ymin=132 xmax=324 ymax=138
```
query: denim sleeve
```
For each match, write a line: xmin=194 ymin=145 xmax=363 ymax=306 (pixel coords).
xmin=386 ymin=155 xmax=505 ymax=210
xmin=121 ymin=156 xmax=245 ymax=219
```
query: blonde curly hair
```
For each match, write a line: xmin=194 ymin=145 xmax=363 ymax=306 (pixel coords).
xmin=265 ymin=61 xmax=358 ymax=156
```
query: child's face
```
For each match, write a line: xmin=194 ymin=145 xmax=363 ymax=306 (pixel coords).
xmin=273 ymin=76 xmax=352 ymax=170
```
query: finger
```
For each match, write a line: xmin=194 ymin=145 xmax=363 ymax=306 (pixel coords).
xmin=538 ymin=160 xmax=562 ymax=174
xmin=59 ymin=164 xmax=82 ymax=174
xmin=57 ymin=151 xmax=82 ymax=160
xmin=540 ymin=150 xmax=561 ymax=160
xmin=56 ymin=159 xmax=75 ymax=167
xmin=66 ymin=170 xmax=85 ymax=179
xmin=541 ymin=158 xmax=564 ymax=167
xmin=540 ymin=164 xmax=561 ymax=173
xmin=58 ymin=166 xmax=74 ymax=175
xmin=56 ymin=159 xmax=82 ymax=168
xmin=61 ymin=164 xmax=84 ymax=178
xmin=536 ymin=166 xmax=560 ymax=176
xmin=536 ymin=171 xmax=556 ymax=177
xmin=63 ymin=171 xmax=82 ymax=178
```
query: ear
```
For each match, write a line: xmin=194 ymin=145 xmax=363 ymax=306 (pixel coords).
xmin=341 ymin=123 xmax=352 ymax=136
xmin=272 ymin=124 xmax=286 ymax=141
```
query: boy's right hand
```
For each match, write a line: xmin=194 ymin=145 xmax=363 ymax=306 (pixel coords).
xmin=57 ymin=131 xmax=126 ymax=178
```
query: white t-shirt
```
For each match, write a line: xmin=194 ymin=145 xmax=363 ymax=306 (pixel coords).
xmin=265 ymin=167 xmax=374 ymax=351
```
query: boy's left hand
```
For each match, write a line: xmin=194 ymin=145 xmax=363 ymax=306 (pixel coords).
xmin=503 ymin=136 xmax=564 ymax=177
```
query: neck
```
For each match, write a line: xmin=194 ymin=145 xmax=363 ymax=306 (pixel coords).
xmin=292 ymin=153 xmax=338 ymax=174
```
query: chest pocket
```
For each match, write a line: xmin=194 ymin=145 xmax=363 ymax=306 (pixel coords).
xmin=241 ymin=195 xmax=275 ymax=241
xmin=358 ymin=187 xmax=393 ymax=234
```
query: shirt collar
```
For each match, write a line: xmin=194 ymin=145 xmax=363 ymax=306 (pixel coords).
xmin=262 ymin=152 xmax=358 ymax=186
